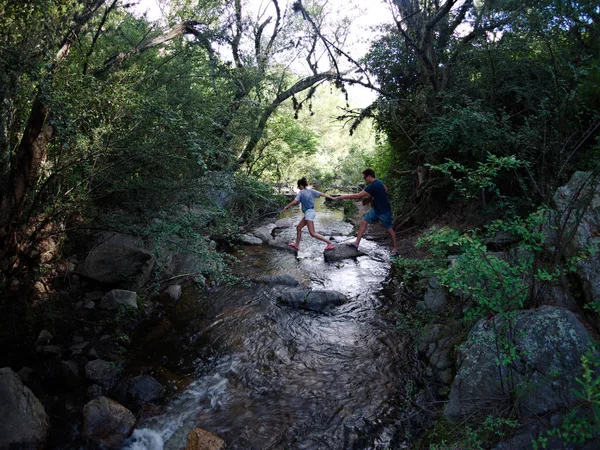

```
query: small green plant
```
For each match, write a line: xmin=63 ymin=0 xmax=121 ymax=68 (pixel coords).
xmin=392 ymin=256 xmax=437 ymax=289
xmin=533 ymin=349 xmax=600 ymax=448
xmin=391 ymin=310 xmax=429 ymax=342
xmin=426 ymin=415 xmax=519 ymax=449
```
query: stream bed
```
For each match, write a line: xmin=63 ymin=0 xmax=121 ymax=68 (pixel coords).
xmin=122 ymin=200 xmax=422 ymax=449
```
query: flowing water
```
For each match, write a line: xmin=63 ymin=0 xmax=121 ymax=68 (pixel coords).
xmin=123 ymin=199 xmax=420 ymax=449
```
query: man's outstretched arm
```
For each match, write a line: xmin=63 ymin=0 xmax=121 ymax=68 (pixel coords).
xmin=336 ymin=190 xmax=370 ymax=200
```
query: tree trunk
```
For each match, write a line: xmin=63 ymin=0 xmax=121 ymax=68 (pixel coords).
xmin=0 ymin=96 xmax=53 ymax=263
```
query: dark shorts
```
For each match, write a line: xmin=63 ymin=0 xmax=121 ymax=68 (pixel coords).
xmin=364 ymin=209 xmax=393 ymax=229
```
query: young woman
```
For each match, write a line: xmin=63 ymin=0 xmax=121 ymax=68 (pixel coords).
xmin=281 ymin=177 xmax=336 ymax=251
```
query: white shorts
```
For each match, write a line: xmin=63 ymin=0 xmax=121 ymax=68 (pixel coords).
xmin=304 ymin=208 xmax=316 ymax=221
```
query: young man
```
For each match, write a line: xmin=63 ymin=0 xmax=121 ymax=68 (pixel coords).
xmin=335 ymin=168 xmax=399 ymax=257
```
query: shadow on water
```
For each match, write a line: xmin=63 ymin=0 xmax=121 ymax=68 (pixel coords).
xmin=124 ymin=200 xmax=423 ymax=449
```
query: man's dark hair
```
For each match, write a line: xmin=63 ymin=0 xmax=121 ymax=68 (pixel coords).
xmin=362 ymin=168 xmax=376 ymax=178
xmin=297 ymin=177 xmax=308 ymax=187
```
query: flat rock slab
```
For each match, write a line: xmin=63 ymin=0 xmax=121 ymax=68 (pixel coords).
xmin=277 ymin=290 xmax=347 ymax=312
xmin=323 ymin=244 xmax=365 ymax=262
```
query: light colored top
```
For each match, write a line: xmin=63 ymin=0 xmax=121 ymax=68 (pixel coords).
xmin=295 ymin=189 xmax=321 ymax=212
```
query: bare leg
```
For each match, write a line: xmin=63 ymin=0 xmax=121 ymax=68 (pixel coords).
xmin=307 ymin=221 xmax=333 ymax=246
xmin=386 ymin=227 xmax=398 ymax=253
xmin=351 ymin=220 xmax=369 ymax=247
xmin=295 ymin=218 xmax=306 ymax=247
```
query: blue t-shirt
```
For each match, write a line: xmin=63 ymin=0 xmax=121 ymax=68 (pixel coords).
xmin=295 ymin=189 xmax=321 ymax=212
xmin=364 ymin=179 xmax=391 ymax=215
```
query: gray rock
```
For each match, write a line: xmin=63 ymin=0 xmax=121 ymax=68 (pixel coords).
xmin=444 ymin=306 xmax=594 ymax=422
xmin=542 ymin=283 xmax=578 ymax=310
xmin=122 ymin=375 xmax=164 ymax=405
xmin=253 ymin=224 xmax=276 ymax=243
xmin=275 ymin=218 xmax=294 ymax=228
xmin=81 ymin=396 xmax=136 ymax=447
xmin=35 ymin=329 xmax=53 ymax=345
xmin=0 ymin=367 xmax=49 ymax=448
xmin=277 ymin=290 xmax=347 ymax=312
xmin=83 ymin=240 xmax=154 ymax=289
xmin=164 ymin=284 xmax=182 ymax=301
xmin=85 ymin=359 xmax=119 ymax=388
xmin=84 ymin=300 xmax=95 ymax=309
xmin=419 ymin=322 xmax=463 ymax=389
xmin=100 ymin=289 xmax=137 ymax=310
xmin=552 ymin=171 xmax=599 ymax=258
xmin=239 ymin=234 xmax=263 ymax=245
xmin=323 ymin=244 xmax=365 ymax=262
xmin=548 ymin=172 xmax=600 ymax=322
xmin=423 ymin=277 xmax=447 ymax=313
xmin=254 ymin=274 xmax=300 ymax=286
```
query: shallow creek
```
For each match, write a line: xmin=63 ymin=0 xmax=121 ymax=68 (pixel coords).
xmin=123 ymin=199 xmax=420 ymax=449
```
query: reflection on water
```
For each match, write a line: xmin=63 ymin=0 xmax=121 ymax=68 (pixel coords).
xmin=124 ymin=200 xmax=418 ymax=450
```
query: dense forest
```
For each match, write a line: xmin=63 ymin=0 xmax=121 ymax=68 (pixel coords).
xmin=1 ymin=0 xmax=599 ymax=448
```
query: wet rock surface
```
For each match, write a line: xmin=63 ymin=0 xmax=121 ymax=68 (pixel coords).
xmin=276 ymin=289 xmax=347 ymax=311
xmin=323 ymin=244 xmax=365 ymax=261
xmin=185 ymin=428 xmax=226 ymax=450
xmin=81 ymin=396 xmax=136 ymax=447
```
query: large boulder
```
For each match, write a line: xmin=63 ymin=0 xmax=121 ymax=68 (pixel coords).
xmin=0 ymin=367 xmax=49 ymax=448
xmin=444 ymin=306 xmax=594 ymax=422
xmin=81 ymin=396 xmax=136 ymax=447
xmin=277 ymin=290 xmax=346 ymax=312
xmin=185 ymin=428 xmax=225 ymax=450
xmin=83 ymin=238 xmax=154 ymax=289
xmin=552 ymin=171 xmax=600 ymax=257
xmin=323 ymin=244 xmax=365 ymax=262
xmin=550 ymin=171 xmax=600 ymax=313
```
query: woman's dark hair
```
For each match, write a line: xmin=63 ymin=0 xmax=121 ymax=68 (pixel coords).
xmin=362 ymin=168 xmax=376 ymax=178
xmin=297 ymin=177 xmax=308 ymax=188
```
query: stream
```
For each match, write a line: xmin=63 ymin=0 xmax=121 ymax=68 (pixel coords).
xmin=122 ymin=199 xmax=420 ymax=449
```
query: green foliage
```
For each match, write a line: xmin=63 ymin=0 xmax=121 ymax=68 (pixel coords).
xmin=363 ymin=0 xmax=600 ymax=217
xmin=427 ymin=154 xmax=524 ymax=203
xmin=392 ymin=256 xmax=437 ymax=289
xmin=391 ymin=310 xmax=429 ymax=343
xmin=426 ymin=415 xmax=519 ymax=450
xmin=252 ymin=85 xmax=378 ymax=188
